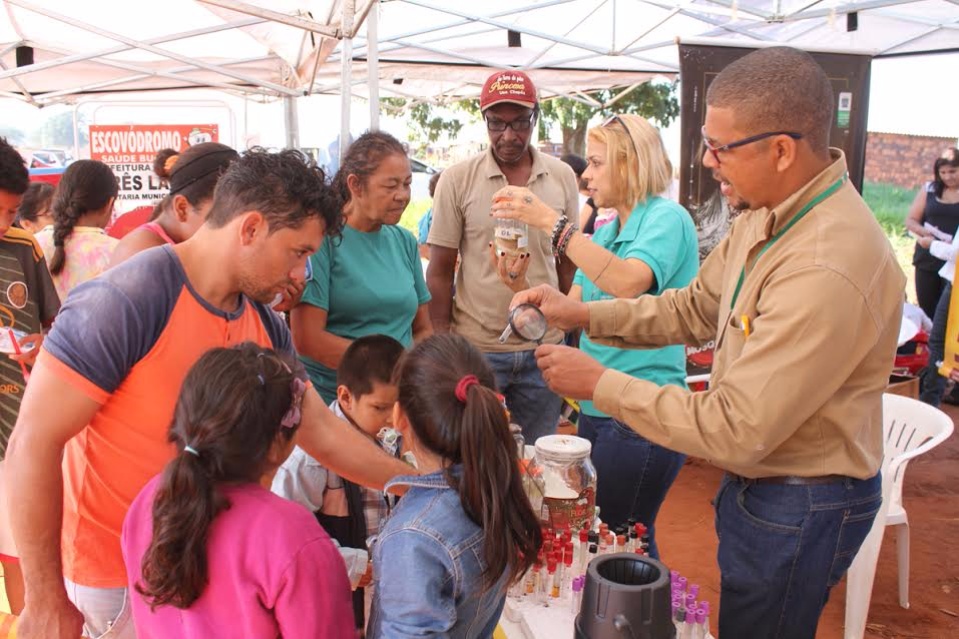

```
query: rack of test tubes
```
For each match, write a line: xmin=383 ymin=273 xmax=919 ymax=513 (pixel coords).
xmin=669 ymin=570 xmax=715 ymax=639
xmin=502 ymin=517 xmax=656 ymax=638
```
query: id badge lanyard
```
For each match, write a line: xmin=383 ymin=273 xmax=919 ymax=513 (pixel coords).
xmin=725 ymin=175 xmax=846 ymax=336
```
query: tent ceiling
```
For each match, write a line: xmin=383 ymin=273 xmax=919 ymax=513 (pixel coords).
xmin=322 ymin=0 xmax=959 ymax=102
xmin=0 ymin=0 xmax=348 ymax=105
xmin=1 ymin=0 xmax=957 ymax=106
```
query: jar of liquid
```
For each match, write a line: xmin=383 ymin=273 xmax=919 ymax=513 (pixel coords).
xmin=525 ymin=435 xmax=597 ymax=531
xmin=493 ymin=217 xmax=529 ymax=257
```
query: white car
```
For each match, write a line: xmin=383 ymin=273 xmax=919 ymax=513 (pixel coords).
xmin=410 ymin=158 xmax=439 ymax=201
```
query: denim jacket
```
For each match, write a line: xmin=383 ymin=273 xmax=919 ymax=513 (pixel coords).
xmin=367 ymin=467 xmax=508 ymax=638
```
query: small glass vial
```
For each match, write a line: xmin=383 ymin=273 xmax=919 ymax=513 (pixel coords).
xmin=493 ymin=216 xmax=529 ymax=257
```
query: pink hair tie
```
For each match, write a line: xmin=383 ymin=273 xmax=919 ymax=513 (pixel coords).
xmin=455 ymin=375 xmax=480 ymax=404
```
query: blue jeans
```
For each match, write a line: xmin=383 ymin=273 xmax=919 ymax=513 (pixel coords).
xmin=577 ymin=414 xmax=684 ymax=560
xmin=715 ymin=472 xmax=882 ymax=639
xmin=485 ymin=350 xmax=562 ymax=445
xmin=920 ymin=281 xmax=950 ymax=406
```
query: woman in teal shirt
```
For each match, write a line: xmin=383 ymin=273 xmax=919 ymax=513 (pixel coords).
xmin=491 ymin=115 xmax=698 ymax=559
xmin=292 ymin=132 xmax=432 ymax=402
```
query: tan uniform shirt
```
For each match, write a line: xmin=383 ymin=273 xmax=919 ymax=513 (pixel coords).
xmin=428 ymin=147 xmax=579 ymax=351
xmin=588 ymin=150 xmax=905 ymax=479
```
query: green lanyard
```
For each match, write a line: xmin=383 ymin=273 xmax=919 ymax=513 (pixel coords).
xmin=728 ymin=175 xmax=846 ymax=311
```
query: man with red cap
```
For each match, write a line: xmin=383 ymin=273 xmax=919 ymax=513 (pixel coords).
xmin=426 ymin=70 xmax=579 ymax=443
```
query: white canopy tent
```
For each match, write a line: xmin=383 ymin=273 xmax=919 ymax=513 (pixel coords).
xmin=1 ymin=0 xmax=957 ymax=143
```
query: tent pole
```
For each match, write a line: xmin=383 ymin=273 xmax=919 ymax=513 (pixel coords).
xmin=72 ymin=104 xmax=81 ymax=159
xmin=284 ymin=96 xmax=300 ymax=149
xmin=341 ymin=0 xmax=356 ymax=155
xmin=368 ymin=0 xmax=380 ymax=132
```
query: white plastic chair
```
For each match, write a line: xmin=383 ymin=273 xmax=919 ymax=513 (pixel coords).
xmin=843 ymin=393 xmax=954 ymax=639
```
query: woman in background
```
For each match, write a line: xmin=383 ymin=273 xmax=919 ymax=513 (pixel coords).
xmin=292 ymin=131 xmax=432 ymax=403
xmin=35 ymin=159 xmax=118 ymax=300
xmin=905 ymin=148 xmax=959 ymax=320
xmin=110 ymin=143 xmax=238 ymax=266
xmin=492 ymin=115 xmax=699 ymax=559
xmin=14 ymin=182 xmax=54 ymax=235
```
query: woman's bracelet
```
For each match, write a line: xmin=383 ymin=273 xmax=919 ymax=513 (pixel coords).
xmin=550 ymin=215 xmax=569 ymax=254
xmin=557 ymin=223 xmax=579 ymax=257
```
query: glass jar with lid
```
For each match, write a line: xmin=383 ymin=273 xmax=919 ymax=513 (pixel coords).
xmin=524 ymin=435 xmax=597 ymax=530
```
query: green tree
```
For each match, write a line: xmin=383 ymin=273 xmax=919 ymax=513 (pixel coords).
xmin=381 ymin=98 xmax=480 ymax=156
xmin=381 ymin=79 xmax=678 ymax=157
xmin=0 ymin=125 xmax=26 ymax=146
xmin=539 ymin=80 xmax=679 ymax=156
xmin=39 ymin=110 xmax=88 ymax=149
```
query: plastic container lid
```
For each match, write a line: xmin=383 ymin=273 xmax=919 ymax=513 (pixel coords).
xmin=535 ymin=434 xmax=591 ymax=462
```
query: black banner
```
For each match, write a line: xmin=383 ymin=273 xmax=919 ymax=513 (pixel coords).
xmin=678 ymin=44 xmax=872 ymax=258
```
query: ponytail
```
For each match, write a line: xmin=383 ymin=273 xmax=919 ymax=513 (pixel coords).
xmin=457 ymin=385 xmax=541 ymax=590
xmin=135 ymin=343 xmax=304 ymax=610
xmin=136 ymin=451 xmax=224 ymax=610
xmin=49 ymin=201 xmax=80 ymax=276
xmin=397 ymin=334 xmax=542 ymax=593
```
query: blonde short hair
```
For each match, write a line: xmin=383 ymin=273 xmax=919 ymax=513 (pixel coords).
xmin=588 ymin=115 xmax=672 ymax=210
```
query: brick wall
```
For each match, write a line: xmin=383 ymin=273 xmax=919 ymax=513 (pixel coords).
xmin=865 ymin=132 xmax=958 ymax=188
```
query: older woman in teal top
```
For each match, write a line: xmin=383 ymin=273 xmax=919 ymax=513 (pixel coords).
xmin=292 ymin=132 xmax=432 ymax=402
xmin=491 ymin=115 xmax=698 ymax=559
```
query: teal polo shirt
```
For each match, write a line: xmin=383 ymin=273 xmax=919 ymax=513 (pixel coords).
xmin=574 ymin=196 xmax=699 ymax=417
xmin=300 ymin=224 xmax=431 ymax=402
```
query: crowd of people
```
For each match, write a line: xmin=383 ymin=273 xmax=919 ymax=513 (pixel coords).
xmin=0 ymin=44 xmax=919 ymax=639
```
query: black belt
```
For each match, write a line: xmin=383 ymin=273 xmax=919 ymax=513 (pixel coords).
xmin=727 ymin=473 xmax=849 ymax=486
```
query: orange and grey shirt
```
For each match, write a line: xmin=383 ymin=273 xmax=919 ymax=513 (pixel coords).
xmin=0 ymin=227 xmax=60 ymax=458
xmin=41 ymin=245 xmax=293 ymax=588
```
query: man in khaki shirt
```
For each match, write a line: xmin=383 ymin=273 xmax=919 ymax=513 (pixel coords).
xmin=427 ymin=70 xmax=579 ymax=443
xmin=515 ymin=47 xmax=905 ymax=639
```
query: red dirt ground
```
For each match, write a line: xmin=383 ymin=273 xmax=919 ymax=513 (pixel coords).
xmin=655 ymin=404 xmax=959 ymax=639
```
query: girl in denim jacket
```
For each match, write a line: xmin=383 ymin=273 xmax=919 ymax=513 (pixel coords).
xmin=368 ymin=334 xmax=543 ymax=638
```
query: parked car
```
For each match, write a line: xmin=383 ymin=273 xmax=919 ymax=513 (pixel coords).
xmin=29 ymin=148 xmax=73 ymax=169
xmin=410 ymin=157 xmax=438 ymax=201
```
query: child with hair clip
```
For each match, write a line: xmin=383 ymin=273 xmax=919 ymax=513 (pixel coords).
xmin=121 ymin=342 xmax=354 ymax=639
xmin=367 ymin=333 xmax=543 ymax=638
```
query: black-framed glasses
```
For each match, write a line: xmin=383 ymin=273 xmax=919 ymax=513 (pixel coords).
xmin=701 ymin=126 xmax=803 ymax=165
xmin=486 ymin=112 xmax=536 ymax=132
xmin=602 ymin=115 xmax=640 ymax=160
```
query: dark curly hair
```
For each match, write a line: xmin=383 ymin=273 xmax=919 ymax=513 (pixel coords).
xmin=0 ymin=138 xmax=29 ymax=196
xmin=333 ymin=131 xmax=408 ymax=204
xmin=205 ymin=147 xmax=342 ymax=238
xmin=15 ymin=182 xmax=54 ymax=226
xmin=50 ymin=160 xmax=118 ymax=276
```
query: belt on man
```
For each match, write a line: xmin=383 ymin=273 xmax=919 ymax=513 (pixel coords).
xmin=727 ymin=473 xmax=849 ymax=486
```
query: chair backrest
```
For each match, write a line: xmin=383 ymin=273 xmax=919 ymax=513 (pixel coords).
xmin=881 ymin=393 xmax=954 ymax=509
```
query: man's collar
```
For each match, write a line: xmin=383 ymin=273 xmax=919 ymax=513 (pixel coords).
xmin=764 ymin=148 xmax=848 ymax=237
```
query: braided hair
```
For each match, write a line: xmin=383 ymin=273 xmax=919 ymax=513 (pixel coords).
xmin=49 ymin=160 xmax=118 ymax=276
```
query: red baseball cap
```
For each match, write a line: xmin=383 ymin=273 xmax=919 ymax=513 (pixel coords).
xmin=480 ymin=70 xmax=538 ymax=112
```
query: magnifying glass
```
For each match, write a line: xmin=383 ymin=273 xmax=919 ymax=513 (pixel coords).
xmin=498 ymin=303 xmax=548 ymax=344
